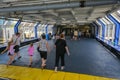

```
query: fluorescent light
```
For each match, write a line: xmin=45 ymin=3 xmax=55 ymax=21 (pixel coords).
xmin=117 ymin=10 xmax=120 ymax=14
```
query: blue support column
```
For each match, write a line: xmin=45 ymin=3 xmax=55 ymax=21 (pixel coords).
xmin=107 ymin=14 xmax=120 ymax=46
xmin=92 ymin=22 xmax=99 ymax=37
xmin=34 ymin=22 xmax=40 ymax=38
xmin=14 ymin=20 xmax=21 ymax=33
xmin=45 ymin=24 xmax=49 ymax=40
xmin=98 ymin=19 xmax=105 ymax=40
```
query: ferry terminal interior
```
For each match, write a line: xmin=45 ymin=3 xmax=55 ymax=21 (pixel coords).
xmin=0 ymin=0 xmax=120 ymax=80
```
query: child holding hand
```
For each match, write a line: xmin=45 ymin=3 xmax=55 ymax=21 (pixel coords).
xmin=28 ymin=43 xmax=34 ymax=67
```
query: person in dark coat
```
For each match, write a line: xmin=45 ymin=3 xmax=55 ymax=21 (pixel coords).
xmin=54 ymin=34 xmax=70 ymax=72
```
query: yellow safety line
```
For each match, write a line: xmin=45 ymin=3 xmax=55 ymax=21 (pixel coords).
xmin=0 ymin=65 xmax=118 ymax=80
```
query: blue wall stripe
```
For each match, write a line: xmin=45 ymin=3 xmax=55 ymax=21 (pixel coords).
xmin=14 ymin=20 xmax=21 ymax=33
xmin=92 ymin=22 xmax=97 ymax=36
xmin=107 ymin=14 xmax=120 ymax=46
xmin=45 ymin=24 xmax=49 ymax=40
xmin=93 ymin=22 xmax=99 ymax=36
xmin=98 ymin=19 xmax=105 ymax=40
xmin=34 ymin=22 xmax=40 ymax=38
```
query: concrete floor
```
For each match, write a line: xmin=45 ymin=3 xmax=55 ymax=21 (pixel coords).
xmin=0 ymin=38 xmax=120 ymax=79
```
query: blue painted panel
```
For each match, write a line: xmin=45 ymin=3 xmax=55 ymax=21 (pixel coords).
xmin=107 ymin=14 xmax=120 ymax=46
xmin=34 ymin=22 xmax=40 ymax=38
xmin=98 ymin=19 xmax=105 ymax=40
xmin=45 ymin=24 xmax=49 ymax=40
xmin=92 ymin=22 xmax=98 ymax=37
xmin=14 ymin=20 xmax=21 ymax=33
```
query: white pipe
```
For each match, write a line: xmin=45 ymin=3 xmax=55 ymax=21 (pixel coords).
xmin=0 ymin=0 xmax=119 ymax=12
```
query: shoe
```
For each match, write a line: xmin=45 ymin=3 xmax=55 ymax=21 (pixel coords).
xmin=41 ymin=64 xmax=46 ymax=70
xmin=61 ymin=66 xmax=64 ymax=70
xmin=12 ymin=60 xmax=16 ymax=63
xmin=18 ymin=56 xmax=22 ymax=59
xmin=6 ymin=64 xmax=9 ymax=67
xmin=29 ymin=65 xmax=32 ymax=67
xmin=54 ymin=67 xmax=58 ymax=72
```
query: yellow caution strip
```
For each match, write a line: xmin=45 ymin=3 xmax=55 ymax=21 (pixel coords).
xmin=0 ymin=65 xmax=118 ymax=80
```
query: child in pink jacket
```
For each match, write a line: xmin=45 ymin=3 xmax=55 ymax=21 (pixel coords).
xmin=28 ymin=43 xmax=34 ymax=67
xmin=1 ymin=40 xmax=15 ymax=66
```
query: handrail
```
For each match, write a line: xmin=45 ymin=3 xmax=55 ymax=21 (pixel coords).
xmin=0 ymin=39 xmax=39 ymax=53
xmin=96 ymin=36 xmax=120 ymax=47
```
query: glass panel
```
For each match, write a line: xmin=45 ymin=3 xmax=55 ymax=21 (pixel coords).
xmin=0 ymin=19 xmax=17 ymax=45
xmin=105 ymin=16 xmax=115 ymax=43
xmin=0 ymin=19 xmax=4 ymax=44
xmin=100 ymin=18 xmax=107 ymax=42
xmin=19 ymin=21 xmax=36 ymax=41
xmin=112 ymin=11 xmax=120 ymax=45
xmin=96 ymin=21 xmax=102 ymax=39
xmin=111 ymin=12 xmax=120 ymax=23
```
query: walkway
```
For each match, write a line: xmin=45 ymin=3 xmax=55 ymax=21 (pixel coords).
xmin=0 ymin=39 xmax=120 ymax=79
xmin=0 ymin=65 xmax=116 ymax=80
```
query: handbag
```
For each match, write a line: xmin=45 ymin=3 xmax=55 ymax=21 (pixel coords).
xmin=37 ymin=46 xmax=40 ymax=52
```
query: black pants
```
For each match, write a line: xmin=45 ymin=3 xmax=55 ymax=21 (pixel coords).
xmin=55 ymin=54 xmax=65 ymax=67
xmin=14 ymin=45 xmax=20 ymax=53
xmin=39 ymin=51 xmax=47 ymax=59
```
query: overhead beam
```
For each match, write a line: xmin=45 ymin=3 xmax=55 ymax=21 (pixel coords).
xmin=0 ymin=2 xmax=81 ymax=12
xmin=85 ymin=0 xmax=119 ymax=7
xmin=0 ymin=0 xmax=119 ymax=12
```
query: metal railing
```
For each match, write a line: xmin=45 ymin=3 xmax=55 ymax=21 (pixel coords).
xmin=96 ymin=36 xmax=120 ymax=51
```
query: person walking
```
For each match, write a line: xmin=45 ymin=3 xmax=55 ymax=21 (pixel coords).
xmin=12 ymin=32 xmax=21 ymax=62
xmin=74 ymin=30 xmax=78 ymax=40
xmin=70 ymin=31 xmax=74 ymax=40
xmin=1 ymin=40 xmax=15 ymax=66
xmin=78 ymin=31 xmax=81 ymax=40
xmin=54 ymin=34 xmax=70 ymax=72
xmin=28 ymin=43 xmax=34 ymax=67
xmin=38 ymin=34 xmax=50 ymax=69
